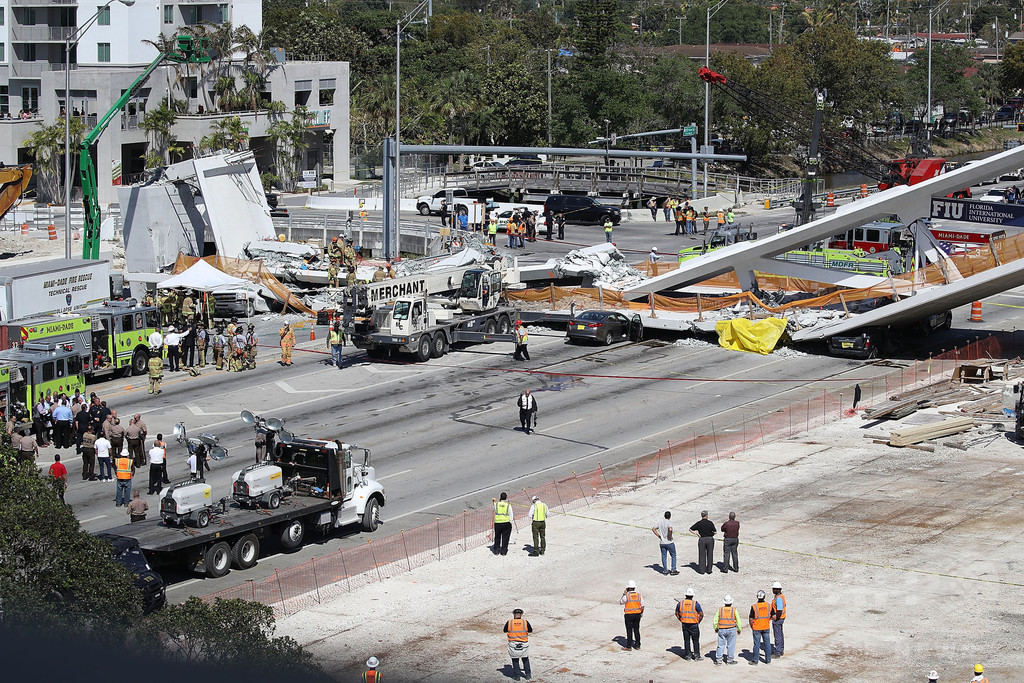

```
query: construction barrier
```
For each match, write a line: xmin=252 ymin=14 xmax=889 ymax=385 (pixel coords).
xmin=826 ymin=191 xmax=835 ymax=207
xmin=970 ymin=301 xmax=983 ymax=322
xmin=20 ymin=223 xmax=27 ymax=236
xmin=200 ymin=332 xmax=1017 ymax=614
xmin=47 ymin=224 xmax=57 ymax=240
xmin=860 ymin=183 xmax=869 ymax=198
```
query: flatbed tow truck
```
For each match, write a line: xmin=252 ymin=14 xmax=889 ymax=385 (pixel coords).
xmin=96 ymin=418 xmax=385 ymax=578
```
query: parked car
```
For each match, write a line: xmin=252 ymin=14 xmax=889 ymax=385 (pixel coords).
xmin=506 ymin=156 xmax=543 ymax=167
xmin=994 ymin=106 xmax=1017 ymax=122
xmin=565 ymin=310 xmax=642 ymax=345
xmin=416 ymin=187 xmax=470 ymax=215
xmin=976 ymin=188 xmax=1007 ymax=203
xmin=96 ymin=533 xmax=166 ymax=614
xmin=543 ymin=194 xmax=621 ymax=225
xmin=470 ymin=160 xmax=504 ymax=170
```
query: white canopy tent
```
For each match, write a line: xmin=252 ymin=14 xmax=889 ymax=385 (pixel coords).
xmin=157 ymin=259 xmax=251 ymax=291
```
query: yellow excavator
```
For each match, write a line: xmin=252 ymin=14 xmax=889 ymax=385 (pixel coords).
xmin=0 ymin=164 xmax=32 ymax=220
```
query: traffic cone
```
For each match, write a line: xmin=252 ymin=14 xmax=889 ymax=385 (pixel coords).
xmin=310 ymin=329 xmax=316 ymax=341
xmin=969 ymin=301 xmax=983 ymax=322
xmin=826 ymin=191 xmax=835 ymax=207
xmin=20 ymin=223 xmax=27 ymax=236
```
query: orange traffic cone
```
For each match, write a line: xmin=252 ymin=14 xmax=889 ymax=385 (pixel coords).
xmin=826 ymin=191 xmax=835 ymax=207
xmin=310 ymin=329 xmax=316 ymax=341
xmin=20 ymin=223 xmax=28 ymax=236
xmin=969 ymin=301 xmax=983 ymax=322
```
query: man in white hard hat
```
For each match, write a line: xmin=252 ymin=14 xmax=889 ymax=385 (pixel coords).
xmin=927 ymin=670 xmax=938 ymax=682
xmin=748 ymin=590 xmax=772 ymax=665
xmin=528 ymin=495 xmax=548 ymax=556
xmin=770 ymin=581 xmax=786 ymax=658
xmin=713 ymin=594 xmax=740 ymax=665
xmin=363 ymin=656 xmax=380 ymax=682
xmin=619 ymin=580 xmax=644 ymax=650
xmin=674 ymin=586 xmax=703 ymax=661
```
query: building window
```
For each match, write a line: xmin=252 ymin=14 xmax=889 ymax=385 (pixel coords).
xmin=0 ymin=7 xmax=5 ymax=26
xmin=319 ymin=89 xmax=334 ymax=106
xmin=218 ymin=4 xmax=228 ymax=22
xmin=0 ymin=86 xmax=8 ymax=114
xmin=183 ymin=6 xmax=198 ymax=24
xmin=163 ymin=5 xmax=172 ymax=24
xmin=0 ymin=44 xmax=5 ymax=63
xmin=97 ymin=6 xmax=110 ymax=25
xmin=184 ymin=77 xmax=197 ymax=99
xmin=24 ymin=44 xmax=35 ymax=62
xmin=23 ymin=8 xmax=35 ymax=26
xmin=97 ymin=43 xmax=111 ymax=63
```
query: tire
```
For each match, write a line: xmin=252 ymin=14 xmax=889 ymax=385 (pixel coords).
xmin=485 ymin=318 xmax=497 ymax=334
xmin=362 ymin=497 xmax=381 ymax=532
xmin=267 ymin=491 xmax=281 ymax=510
xmin=195 ymin=509 xmax=211 ymax=528
xmin=599 ymin=213 xmax=613 ymax=226
xmin=279 ymin=519 xmax=305 ymax=550
xmin=205 ymin=541 xmax=231 ymax=578
xmin=131 ymin=348 xmax=148 ymax=376
xmin=497 ymin=315 xmax=511 ymax=334
xmin=603 ymin=331 xmax=613 ymax=346
xmin=418 ymin=203 xmax=431 ymax=216
xmin=231 ymin=534 xmax=260 ymax=570
xmin=414 ymin=336 xmax=431 ymax=362
xmin=430 ymin=333 xmax=448 ymax=358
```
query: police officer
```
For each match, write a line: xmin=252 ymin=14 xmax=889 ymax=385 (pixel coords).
xmin=147 ymin=348 xmax=163 ymax=395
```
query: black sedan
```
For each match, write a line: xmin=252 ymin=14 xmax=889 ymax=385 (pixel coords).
xmin=566 ymin=310 xmax=642 ymax=345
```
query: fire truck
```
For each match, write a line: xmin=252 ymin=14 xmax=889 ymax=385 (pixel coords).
xmin=828 ymin=221 xmax=1005 ymax=254
xmin=0 ymin=300 xmax=159 ymax=379
xmin=0 ymin=342 xmax=89 ymax=419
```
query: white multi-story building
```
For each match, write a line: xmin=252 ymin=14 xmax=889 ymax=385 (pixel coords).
xmin=0 ymin=0 xmax=348 ymax=204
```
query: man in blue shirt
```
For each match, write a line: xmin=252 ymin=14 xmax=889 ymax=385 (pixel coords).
xmin=51 ymin=399 xmax=74 ymax=450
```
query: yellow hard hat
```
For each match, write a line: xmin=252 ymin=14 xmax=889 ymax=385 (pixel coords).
xmin=975 ymin=663 xmax=984 ymax=673
xmin=278 ymin=233 xmax=286 ymax=242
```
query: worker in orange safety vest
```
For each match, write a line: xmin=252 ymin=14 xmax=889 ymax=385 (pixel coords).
xmin=503 ymin=608 xmax=533 ymax=680
xmin=114 ymin=450 xmax=135 ymax=507
xmin=362 ymin=656 xmax=381 ymax=682
xmin=675 ymin=586 xmax=704 ymax=661
xmin=713 ymin=594 xmax=741 ymax=665
xmin=748 ymin=590 xmax=772 ymax=665
xmin=620 ymin=579 xmax=644 ymax=650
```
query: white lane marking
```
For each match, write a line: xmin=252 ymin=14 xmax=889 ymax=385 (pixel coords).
xmin=166 ymin=578 xmax=202 ymax=592
xmin=79 ymin=515 xmax=108 ymax=523
xmin=459 ymin=405 xmax=501 ymax=419
xmin=376 ymin=469 xmax=413 ymax=482
xmin=185 ymin=402 xmax=239 ymax=416
xmin=275 ymin=381 xmax=338 ymax=394
xmin=374 ymin=398 xmax=425 ymax=411
xmin=538 ymin=418 xmax=582 ymax=432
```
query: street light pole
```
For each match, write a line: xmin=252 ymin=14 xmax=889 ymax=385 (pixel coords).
xmin=675 ymin=16 xmax=684 ymax=45
xmin=704 ymin=0 xmax=728 ymax=199
xmin=603 ymin=119 xmax=610 ymax=167
xmin=64 ymin=0 xmax=135 ymax=260
xmin=547 ymin=49 xmax=552 ymax=146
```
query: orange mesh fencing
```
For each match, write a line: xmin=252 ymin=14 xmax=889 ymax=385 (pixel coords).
xmin=201 ymin=332 xmax=1019 ymax=614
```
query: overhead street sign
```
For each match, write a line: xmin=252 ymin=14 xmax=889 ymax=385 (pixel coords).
xmin=930 ymin=198 xmax=1024 ymax=228
xmin=682 ymin=125 xmax=698 ymax=137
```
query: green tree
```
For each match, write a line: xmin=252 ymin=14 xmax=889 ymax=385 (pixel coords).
xmin=266 ymin=106 xmax=311 ymax=191
xmin=575 ymin=0 xmax=622 ymax=69
xmin=140 ymin=104 xmax=179 ymax=168
xmin=199 ymin=115 xmax=249 ymax=153
xmin=23 ymin=117 xmax=84 ymax=204
xmin=903 ymin=43 xmax=983 ymax=120
xmin=999 ymin=41 xmax=1024 ymax=95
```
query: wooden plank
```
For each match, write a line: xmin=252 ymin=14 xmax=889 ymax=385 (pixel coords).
xmin=888 ymin=417 xmax=976 ymax=447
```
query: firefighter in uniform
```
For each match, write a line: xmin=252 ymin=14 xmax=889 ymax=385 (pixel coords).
xmin=346 ymin=264 xmax=357 ymax=287
xmin=362 ymin=656 xmax=381 ymax=683
xmin=343 ymin=238 xmax=357 ymax=270
xmin=245 ymin=324 xmax=258 ymax=370
xmin=326 ymin=236 xmax=344 ymax=263
xmin=675 ymin=587 xmax=704 ymax=661
xmin=327 ymin=261 xmax=340 ymax=287
xmin=147 ymin=349 xmax=163 ymax=394
xmin=213 ymin=328 xmax=226 ymax=370
xmin=205 ymin=293 xmax=216 ymax=327
xmin=231 ymin=327 xmax=246 ymax=372
xmin=749 ymin=590 xmax=772 ymax=665
xmin=372 ymin=266 xmax=386 ymax=282
xmin=181 ymin=291 xmax=194 ymax=323
xmin=196 ymin=324 xmax=208 ymax=367
xmin=279 ymin=322 xmax=295 ymax=365
xmin=503 ymin=608 xmax=533 ymax=680
xmin=159 ymin=291 xmax=175 ymax=326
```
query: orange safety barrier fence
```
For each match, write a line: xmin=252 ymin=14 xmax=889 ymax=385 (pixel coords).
xmin=201 ymin=332 xmax=1021 ymax=614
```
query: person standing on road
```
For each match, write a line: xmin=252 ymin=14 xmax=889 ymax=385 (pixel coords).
xmin=213 ymin=327 xmax=226 ymax=370
xmin=689 ymin=510 xmax=717 ymax=574
xmin=770 ymin=581 xmax=786 ymax=658
xmin=148 ymin=348 xmax=163 ymax=395
xmin=675 ymin=587 xmax=703 ymax=661
xmin=280 ymin=322 xmax=295 ymax=366
xmin=180 ymin=323 xmax=196 ymax=368
xmin=544 ymin=210 xmax=553 ymax=240
xmin=513 ymin=321 xmax=530 ymax=362
xmin=148 ymin=439 xmax=166 ymax=495
xmin=127 ymin=489 xmax=149 ymax=522
xmin=95 ymin=431 xmax=113 ymax=480
xmin=701 ymin=208 xmax=711 ymax=235
xmin=51 ymin=399 xmax=73 ymax=450
xmin=714 ymin=595 xmax=740 ymax=665
xmin=748 ymin=590 xmax=772 ymax=665
xmin=646 ymin=197 xmax=657 ymax=220
xmin=80 ymin=426 xmax=97 ymax=481
xmin=663 ymin=199 xmax=673 ymax=222
xmin=604 ymin=217 xmax=614 ymax=243
xmin=148 ymin=325 xmax=163 ymax=354
xmin=114 ymin=449 xmax=135 ymax=507
xmin=488 ymin=217 xmax=498 ymax=246
xmin=652 ymin=510 xmax=678 ymax=575
xmin=126 ymin=414 xmax=147 ymax=468
xmin=16 ymin=426 xmax=38 ymax=464
xmin=164 ymin=326 xmax=180 ymax=372
xmin=245 ymin=324 xmax=258 ymax=370
xmin=555 ymin=213 xmax=565 ymax=240
xmin=517 ymin=389 xmax=538 ymax=434
xmin=721 ymin=511 xmax=740 ymax=573
xmin=493 ymin=492 xmax=513 ymax=555
xmin=328 ymin=321 xmax=344 ymax=368
xmin=620 ymin=580 xmax=644 ymax=650
xmin=503 ymin=608 xmax=533 ymax=680
xmin=528 ymin=495 xmax=547 ymax=556
xmin=196 ymin=324 xmax=208 ymax=367
xmin=107 ymin=417 xmax=125 ymax=458
xmin=48 ymin=454 xmax=67 ymax=503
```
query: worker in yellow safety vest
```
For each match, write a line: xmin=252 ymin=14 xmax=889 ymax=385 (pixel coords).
xmin=492 ymin=492 xmax=512 ymax=555
xmin=620 ymin=579 xmax=644 ymax=650
xmin=529 ymin=495 xmax=547 ymax=556
xmin=503 ymin=608 xmax=533 ymax=679
xmin=114 ymin=449 xmax=135 ymax=508
xmin=748 ymin=590 xmax=772 ymax=665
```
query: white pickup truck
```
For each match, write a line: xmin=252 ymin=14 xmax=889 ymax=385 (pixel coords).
xmin=416 ymin=188 xmax=469 ymax=216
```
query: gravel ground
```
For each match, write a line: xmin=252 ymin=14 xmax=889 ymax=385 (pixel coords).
xmin=277 ymin=398 xmax=1023 ymax=682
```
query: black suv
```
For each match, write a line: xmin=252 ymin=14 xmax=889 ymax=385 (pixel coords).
xmin=543 ymin=195 xmax=621 ymax=225
xmin=96 ymin=533 xmax=166 ymax=613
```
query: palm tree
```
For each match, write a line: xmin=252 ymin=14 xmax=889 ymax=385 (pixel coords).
xmin=140 ymin=104 xmax=178 ymax=168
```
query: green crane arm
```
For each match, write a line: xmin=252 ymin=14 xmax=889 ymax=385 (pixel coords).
xmin=81 ymin=35 xmax=209 ymax=260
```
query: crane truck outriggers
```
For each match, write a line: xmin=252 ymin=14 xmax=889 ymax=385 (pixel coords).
xmin=346 ymin=267 xmax=519 ymax=361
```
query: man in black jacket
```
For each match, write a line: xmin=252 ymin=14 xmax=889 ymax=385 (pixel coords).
xmin=517 ymin=389 xmax=538 ymax=434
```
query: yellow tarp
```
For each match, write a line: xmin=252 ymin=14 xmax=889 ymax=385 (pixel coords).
xmin=715 ymin=317 xmax=788 ymax=355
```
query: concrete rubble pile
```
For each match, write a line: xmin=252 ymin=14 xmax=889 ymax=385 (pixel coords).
xmin=554 ymin=244 xmax=648 ymax=290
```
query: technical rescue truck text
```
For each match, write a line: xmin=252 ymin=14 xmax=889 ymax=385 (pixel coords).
xmin=44 ymin=272 xmax=95 ymax=297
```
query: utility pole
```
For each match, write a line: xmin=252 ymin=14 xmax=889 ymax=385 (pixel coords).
xmin=675 ymin=16 xmax=684 ymax=45
xmin=547 ymin=50 xmax=552 ymax=146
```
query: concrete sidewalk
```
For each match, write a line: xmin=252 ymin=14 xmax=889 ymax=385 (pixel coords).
xmin=277 ymin=403 xmax=1022 ymax=682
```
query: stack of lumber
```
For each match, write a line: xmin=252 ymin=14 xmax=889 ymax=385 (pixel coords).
xmin=863 ymin=381 xmax=978 ymax=420
xmin=870 ymin=417 xmax=976 ymax=451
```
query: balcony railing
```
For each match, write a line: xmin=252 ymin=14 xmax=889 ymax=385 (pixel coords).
xmin=10 ymin=25 xmax=75 ymax=42
xmin=11 ymin=0 xmax=77 ymax=5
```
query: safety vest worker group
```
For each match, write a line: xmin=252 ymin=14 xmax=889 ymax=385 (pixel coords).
xmin=623 ymin=591 xmax=644 ymax=615
xmin=115 ymin=456 xmax=133 ymax=480
xmin=506 ymin=617 xmax=529 ymax=642
xmin=494 ymin=500 xmax=511 ymax=524
xmin=676 ymin=599 xmax=700 ymax=624
xmin=717 ymin=605 xmax=737 ymax=629
xmin=751 ymin=601 xmax=771 ymax=630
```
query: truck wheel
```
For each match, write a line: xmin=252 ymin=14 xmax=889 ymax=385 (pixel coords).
xmin=246 ymin=301 xmax=255 ymax=318
xmin=131 ymin=348 xmax=148 ymax=376
xmin=279 ymin=519 xmax=305 ymax=550
xmin=205 ymin=541 xmax=231 ymax=578
xmin=497 ymin=315 xmax=511 ymax=334
xmin=414 ymin=336 xmax=431 ymax=362
xmin=485 ymin=318 xmax=497 ymax=334
xmin=195 ymin=509 xmax=211 ymax=528
xmin=417 ymin=203 xmax=430 ymax=216
xmin=362 ymin=498 xmax=381 ymax=532
xmin=231 ymin=534 xmax=260 ymax=570
xmin=430 ymin=333 xmax=448 ymax=358
xmin=267 ymin=491 xmax=281 ymax=509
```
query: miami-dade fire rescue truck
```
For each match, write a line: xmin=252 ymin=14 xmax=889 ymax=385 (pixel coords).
xmin=346 ymin=267 xmax=519 ymax=361
xmin=98 ymin=417 xmax=386 ymax=578
xmin=0 ymin=342 xmax=89 ymax=419
xmin=0 ymin=300 xmax=159 ymax=378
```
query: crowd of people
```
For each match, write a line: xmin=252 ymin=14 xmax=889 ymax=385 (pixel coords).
xmin=647 ymin=196 xmax=735 ymax=236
